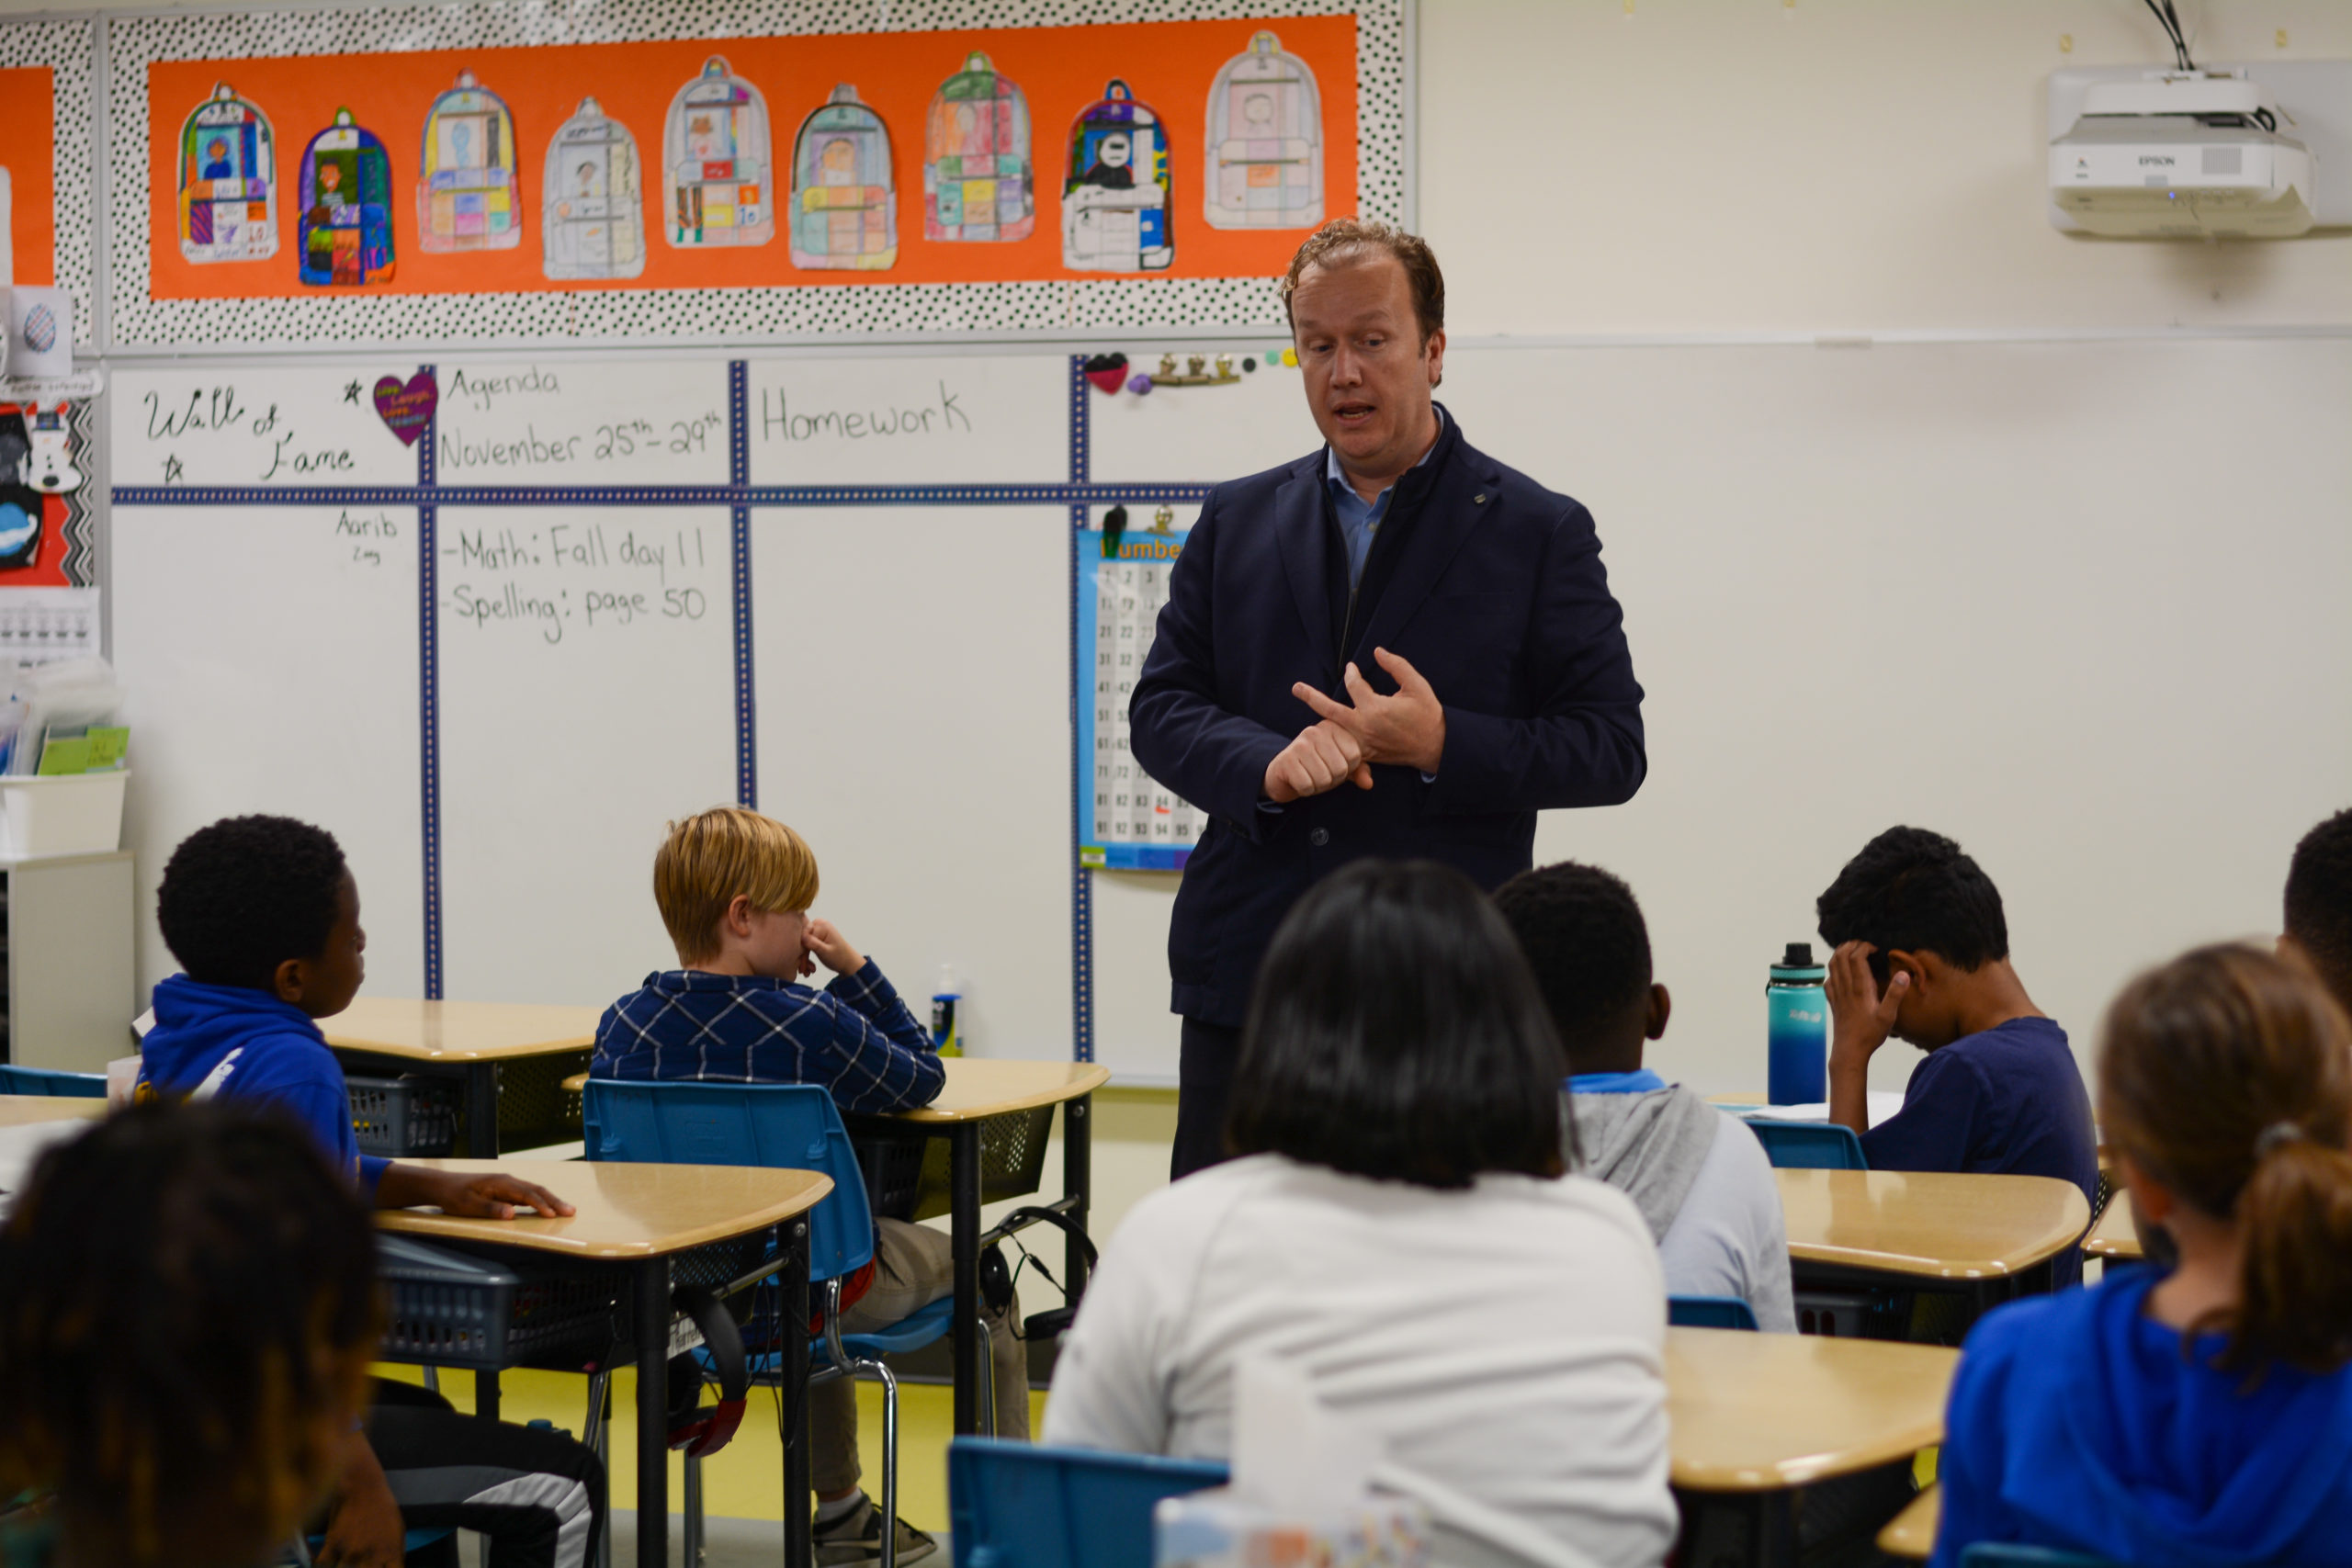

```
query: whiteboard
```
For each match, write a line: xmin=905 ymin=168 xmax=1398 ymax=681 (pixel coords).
xmin=112 ymin=367 xmax=417 ymax=488
xmin=747 ymin=356 xmax=1069 ymax=488
xmin=435 ymin=505 xmax=736 ymax=1006
xmin=751 ymin=505 xmax=1070 ymax=1055
xmin=435 ymin=362 xmax=731 ymax=488
xmin=110 ymin=504 xmax=425 ymax=997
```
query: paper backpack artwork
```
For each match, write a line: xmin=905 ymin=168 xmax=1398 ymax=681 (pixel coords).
xmin=665 ymin=56 xmax=775 ymax=248
xmin=418 ymin=71 xmax=522 ymax=254
xmin=298 ymin=109 xmax=395 ymax=286
xmin=544 ymin=96 xmax=645 ymax=280
xmin=924 ymin=51 xmax=1034 ymax=243
xmin=1204 ymin=30 xmax=1323 ymax=231
xmin=1063 ymin=80 xmax=1172 ymax=272
xmin=790 ymin=85 xmax=896 ymax=271
xmin=177 ymin=85 xmax=277 ymax=264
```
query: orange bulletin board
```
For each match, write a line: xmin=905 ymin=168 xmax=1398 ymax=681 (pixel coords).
xmin=0 ymin=65 xmax=56 ymax=287
xmin=145 ymin=16 xmax=1356 ymax=302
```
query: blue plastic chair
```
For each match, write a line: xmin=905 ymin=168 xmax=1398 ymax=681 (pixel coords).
xmin=1746 ymin=1119 xmax=1869 ymax=1170
xmin=1668 ymin=1294 xmax=1760 ymax=1330
xmin=0 ymin=1065 xmax=106 ymax=1097
xmin=1959 ymin=1548 xmax=2121 ymax=1567
xmin=948 ymin=1438 xmax=1228 ymax=1568
xmin=582 ymin=1079 xmax=977 ymax=1568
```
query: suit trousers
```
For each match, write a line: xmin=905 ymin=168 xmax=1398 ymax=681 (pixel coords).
xmin=1173 ymin=1016 xmax=1245 ymax=1181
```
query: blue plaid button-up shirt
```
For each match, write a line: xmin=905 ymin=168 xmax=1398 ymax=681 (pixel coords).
xmin=591 ymin=960 xmax=945 ymax=1115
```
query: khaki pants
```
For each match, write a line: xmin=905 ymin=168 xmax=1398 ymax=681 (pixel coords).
xmin=812 ymin=1216 xmax=1030 ymax=1494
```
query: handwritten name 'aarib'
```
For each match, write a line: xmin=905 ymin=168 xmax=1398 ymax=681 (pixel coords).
xmin=761 ymin=381 xmax=972 ymax=444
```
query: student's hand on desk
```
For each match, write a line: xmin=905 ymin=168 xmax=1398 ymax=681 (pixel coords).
xmin=380 ymin=1162 xmax=574 ymax=1220
xmin=1291 ymin=648 xmax=1447 ymax=774
xmin=321 ymin=1432 xmax=404 ymax=1568
xmin=1263 ymin=720 xmax=1373 ymax=803
xmin=1826 ymin=940 xmax=1908 ymax=1066
xmin=802 ymin=918 xmax=865 ymax=976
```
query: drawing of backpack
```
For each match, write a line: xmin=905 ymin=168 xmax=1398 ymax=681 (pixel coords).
xmin=665 ymin=55 xmax=775 ymax=248
xmin=924 ymin=51 xmax=1034 ymax=243
xmin=1204 ymin=30 xmax=1323 ymax=231
xmin=177 ymin=84 xmax=278 ymax=264
xmin=544 ymin=96 xmax=646 ymax=280
xmin=1063 ymin=80 xmax=1171 ymax=272
xmin=418 ymin=70 xmax=523 ymax=254
xmin=297 ymin=109 xmax=396 ymax=286
xmin=791 ymin=85 xmax=896 ymax=271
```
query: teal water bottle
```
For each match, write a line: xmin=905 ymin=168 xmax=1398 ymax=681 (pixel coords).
xmin=1767 ymin=942 xmax=1829 ymax=1104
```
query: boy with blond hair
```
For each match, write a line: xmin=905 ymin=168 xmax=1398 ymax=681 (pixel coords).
xmin=594 ymin=807 xmax=1024 ymax=1565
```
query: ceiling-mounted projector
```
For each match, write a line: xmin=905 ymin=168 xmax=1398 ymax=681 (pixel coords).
xmin=2049 ymin=71 xmax=2315 ymax=237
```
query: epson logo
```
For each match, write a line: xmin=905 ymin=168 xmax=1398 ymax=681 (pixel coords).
xmin=2140 ymin=155 xmax=2177 ymax=166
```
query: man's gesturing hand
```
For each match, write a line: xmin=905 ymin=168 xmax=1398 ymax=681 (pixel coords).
xmin=1291 ymin=648 xmax=1447 ymax=774
xmin=1262 ymin=720 xmax=1374 ymax=804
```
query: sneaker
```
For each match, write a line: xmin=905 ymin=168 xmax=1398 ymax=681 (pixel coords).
xmin=813 ymin=1495 xmax=937 ymax=1566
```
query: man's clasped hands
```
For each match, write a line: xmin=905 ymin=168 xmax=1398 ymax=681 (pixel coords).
xmin=1262 ymin=647 xmax=1448 ymax=804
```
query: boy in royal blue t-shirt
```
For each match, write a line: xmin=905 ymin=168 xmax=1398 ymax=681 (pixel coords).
xmin=1816 ymin=826 xmax=2097 ymax=1285
xmin=136 ymin=815 xmax=604 ymax=1568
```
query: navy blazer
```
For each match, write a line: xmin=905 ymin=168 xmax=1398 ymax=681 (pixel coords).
xmin=1129 ymin=410 xmax=1647 ymax=1027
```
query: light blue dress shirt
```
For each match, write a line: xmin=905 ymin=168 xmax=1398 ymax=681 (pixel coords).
xmin=1324 ymin=407 xmax=1446 ymax=590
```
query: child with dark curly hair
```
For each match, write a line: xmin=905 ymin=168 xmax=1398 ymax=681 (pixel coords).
xmin=0 ymin=1101 xmax=379 ymax=1568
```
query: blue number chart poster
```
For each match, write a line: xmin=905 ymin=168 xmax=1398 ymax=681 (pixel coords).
xmin=1080 ymin=524 xmax=1203 ymax=871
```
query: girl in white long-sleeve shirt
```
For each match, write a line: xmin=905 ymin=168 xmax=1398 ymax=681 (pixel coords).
xmin=1045 ymin=860 xmax=1676 ymax=1568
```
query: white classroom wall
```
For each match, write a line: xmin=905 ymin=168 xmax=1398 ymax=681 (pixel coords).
xmin=38 ymin=0 xmax=2352 ymax=1234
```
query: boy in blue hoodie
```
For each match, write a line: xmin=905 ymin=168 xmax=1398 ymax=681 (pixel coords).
xmin=137 ymin=814 xmax=604 ymax=1568
xmin=1933 ymin=943 xmax=2352 ymax=1568
xmin=1816 ymin=825 xmax=2098 ymax=1286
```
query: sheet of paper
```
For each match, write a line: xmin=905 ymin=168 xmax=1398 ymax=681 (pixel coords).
xmin=0 ymin=1119 xmax=93 ymax=1220
xmin=0 ymin=586 xmax=98 ymax=666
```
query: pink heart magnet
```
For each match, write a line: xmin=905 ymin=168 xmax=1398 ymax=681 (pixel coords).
xmin=373 ymin=371 xmax=439 ymax=446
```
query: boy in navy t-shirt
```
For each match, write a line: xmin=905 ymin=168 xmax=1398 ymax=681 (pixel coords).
xmin=1816 ymin=826 xmax=2097 ymax=1284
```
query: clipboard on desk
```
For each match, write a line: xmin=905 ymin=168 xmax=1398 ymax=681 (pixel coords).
xmin=1078 ymin=524 xmax=1202 ymax=871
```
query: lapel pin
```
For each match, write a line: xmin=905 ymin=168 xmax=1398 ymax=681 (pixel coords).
xmin=1473 ymin=491 xmax=1487 ymax=504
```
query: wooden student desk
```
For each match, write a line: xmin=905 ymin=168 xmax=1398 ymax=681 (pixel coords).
xmin=0 ymin=1093 xmax=106 ymax=1128
xmin=562 ymin=1057 xmax=1114 ymax=1438
xmin=1776 ymin=1168 xmax=2092 ymax=1329
xmin=2083 ymin=1195 xmax=2144 ymax=1261
xmin=1668 ymin=1325 xmax=1959 ymax=1567
xmin=380 ymin=1158 xmax=831 ymax=1568
xmin=857 ymin=1057 xmax=1111 ymax=1434
xmin=321 ymin=997 xmax=602 ymax=1156
xmin=1878 ymin=1484 xmax=1939 ymax=1559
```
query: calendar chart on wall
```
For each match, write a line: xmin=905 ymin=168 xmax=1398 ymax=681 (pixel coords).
xmin=1079 ymin=517 xmax=1202 ymax=871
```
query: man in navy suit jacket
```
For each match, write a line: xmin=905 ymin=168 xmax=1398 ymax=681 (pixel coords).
xmin=1131 ymin=221 xmax=1649 ymax=1177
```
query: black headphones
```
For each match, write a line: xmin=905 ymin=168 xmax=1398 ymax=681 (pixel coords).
xmin=980 ymin=1206 xmax=1101 ymax=1341
xmin=665 ymin=1286 xmax=749 ymax=1457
